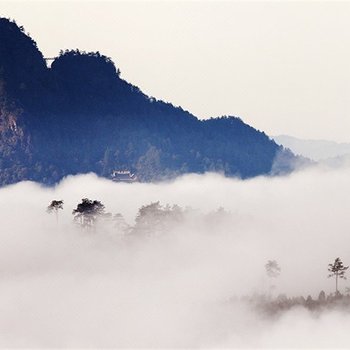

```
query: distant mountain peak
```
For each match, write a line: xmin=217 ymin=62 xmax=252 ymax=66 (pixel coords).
xmin=273 ymin=135 xmax=350 ymax=161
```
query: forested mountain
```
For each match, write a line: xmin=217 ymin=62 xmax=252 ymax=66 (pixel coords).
xmin=0 ymin=18 xmax=297 ymax=185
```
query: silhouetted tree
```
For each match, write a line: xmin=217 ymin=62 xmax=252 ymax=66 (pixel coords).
xmin=133 ymin=201 xmax=165 ymax=235
xmin=318 ymin=290 xmax=326 ymax=303
xmin=47 ymin=199 xmax=63 ymax=223
xmin=305 ymin=295 xmax=315 ymax=309
xmin=133 ymin=201 xmax=184 ymax=235
xmin=328 ymin=257 xmax=348 ymax=294
xmin=265 ymin=260 xmax=281 ymax=278
xmin=72 ymin=198 xmax=105 ymax=229
xmin=265 ymin=260 xmax=281 ymax=298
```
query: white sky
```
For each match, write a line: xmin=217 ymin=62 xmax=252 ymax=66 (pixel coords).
xmin=1 ymin=1 xmax=350 ymax=142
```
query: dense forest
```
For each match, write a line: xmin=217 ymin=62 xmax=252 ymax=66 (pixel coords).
xmin=0 ymin=18 xmax=298 ymax=185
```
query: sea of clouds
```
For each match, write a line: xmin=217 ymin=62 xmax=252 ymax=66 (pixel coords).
xmin=1 ymin=165 xmax=350 ymax=348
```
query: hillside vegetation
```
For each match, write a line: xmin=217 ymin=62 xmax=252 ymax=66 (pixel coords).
xmin=0 ymin=18 xmax=296 ymax=185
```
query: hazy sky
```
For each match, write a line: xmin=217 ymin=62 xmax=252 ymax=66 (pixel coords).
xmin=1 ymin=1 xmax=350 ymax=142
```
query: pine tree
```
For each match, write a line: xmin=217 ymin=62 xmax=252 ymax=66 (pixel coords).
xmin=72 ymin=198 xmax=105 ymax=230
xmin=265 ymin=260 xmax=281 ymax=299
xmin=328 ymin=257 xmax=348 ymax=295
xmin=47 ymin=199 xmax=64 ymax=223
xmin=265 ymin=260 xmax=281 ymax=278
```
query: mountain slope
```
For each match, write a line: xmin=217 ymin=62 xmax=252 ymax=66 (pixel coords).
xmin=0 ymin=18 xmax=296 ymax=185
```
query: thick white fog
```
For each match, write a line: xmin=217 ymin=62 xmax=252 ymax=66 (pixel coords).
xmin=1 ymin=166 xmax=350 ymax=347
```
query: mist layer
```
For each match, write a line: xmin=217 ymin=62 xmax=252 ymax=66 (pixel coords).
xmin=1 ymin=167 xmax=350 ymax=347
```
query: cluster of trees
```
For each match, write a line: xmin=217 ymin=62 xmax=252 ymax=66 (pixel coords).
xmin=263 ymin=258 xmax=348 ymax=296
xmin=245 ymin=258 xmax=350 ymax=315
xmin=0 ymin=17 xmax=302 ymax=186
xmin=47 ymin=198 xmax=192 ymax=234
xmin=247 ymin=288 xmax=350 ymax=316
xmin=47 ymin=199 xmax=349 ymax=309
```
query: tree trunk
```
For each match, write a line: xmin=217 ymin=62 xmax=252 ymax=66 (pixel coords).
xmin=336 ymin=272 xmax=338 ymax=294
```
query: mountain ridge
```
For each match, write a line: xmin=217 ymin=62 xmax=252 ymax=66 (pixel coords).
xmin=0 ymin=17 xmax=297 ymax=185
xmin=273 ymin=135 xmax=350 ymax=162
